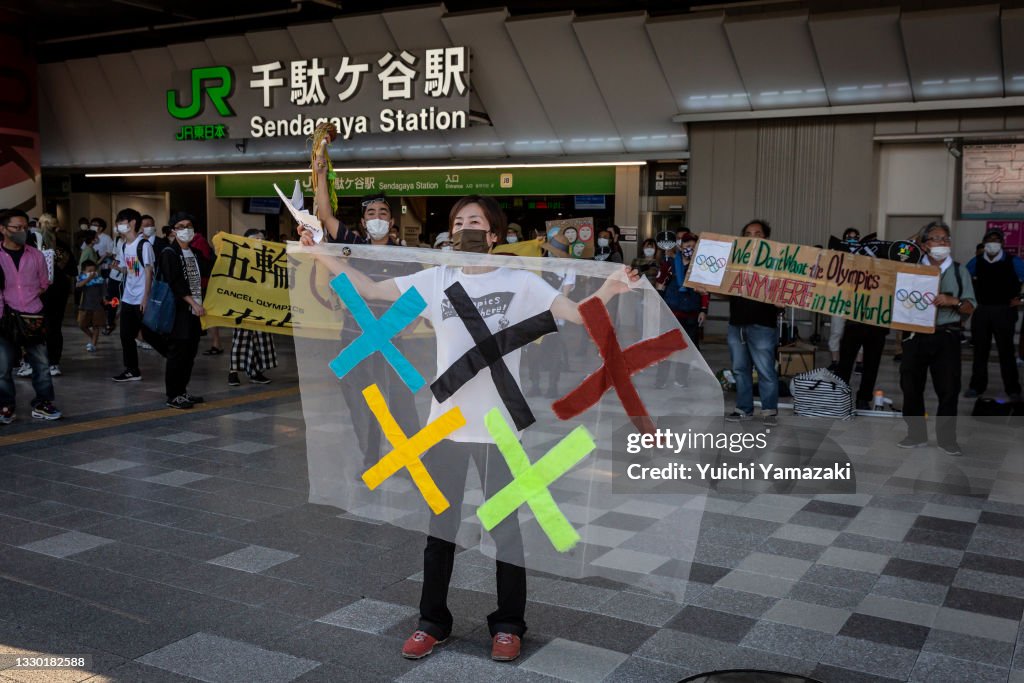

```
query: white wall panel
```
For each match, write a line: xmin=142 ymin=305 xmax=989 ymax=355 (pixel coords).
xmin=901 ymin=5 xmax=1003 ymax=101
xmin=647 ymin=12 xmax=749 ymax=115
xmin=505 ymin=12 xmax=623 ymax=156
xmin=725 ymin=11 xmax=828 ymax=110
xmin=573 ymin=13 xmax=684 ymax=154
xmin=809 ymin=8 xmax=911 ymax=105
xmin=1002 ymin=9 xmax=1024 ymax=96
xmin=443 ymin=8 xmax=563 ymax=157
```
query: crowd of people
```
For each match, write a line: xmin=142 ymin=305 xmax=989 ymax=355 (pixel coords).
xmin=1 ymin=186 xmax=1022 ymax=663
xmin=1 ymin=200 xmax=1022 ymax=455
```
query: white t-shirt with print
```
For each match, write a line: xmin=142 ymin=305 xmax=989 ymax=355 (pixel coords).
xmin=117 ymin=236 xmax=155 ymax=305
xmin=394 ymin=266 xmax=560 ymax=442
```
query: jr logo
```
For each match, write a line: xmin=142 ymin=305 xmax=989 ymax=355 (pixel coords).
xmin=166 ymin=66 xmax=235 ymax=120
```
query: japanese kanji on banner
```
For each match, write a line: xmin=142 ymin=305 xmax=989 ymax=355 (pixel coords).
xmin=685 ymin=232 xmax=941 ymax=333
xmin=203 ymin=233 xmax=343 ymax=338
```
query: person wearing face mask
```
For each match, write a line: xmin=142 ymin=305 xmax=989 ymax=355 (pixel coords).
xmin=596 ymin=229 xmax=623 ymax=263
xmin=964 ymin=228 xmax=1024 ymax=401
xmin=654 ymin=232 xmax=708 ymax=388
xmin=607 ymin=225 xmax=625 ymax=263
xmin=335 ymin=193 xmax=420 ymax=466
xmin=158 ymin=213 xmax=208 ymax=409
xmin=506 ymin=223 xmax=522 ymax=245
xmin=630 ymin=238 xmax=660 ymax=286
xmin=298 ymin=190 xmax=642 ymax=664
xmin=725 ymin=220 xmax=782 ymax=427
xmin=88 ymin=217 xmax=119 ymax=335
xmin=898 ymin=222 xmax=976 ymax=455
xmin=37 ymin=214 xmax=74 ymax=377
xmin=140 ymin=214 xmax=170 ymax=257
xmin=110 ymin=208 xmax=167 ymax=384
xmin=434 ymin=232 xmax=453 ymax=252
xmin=0 ymin=209 xmax=62 ymax=422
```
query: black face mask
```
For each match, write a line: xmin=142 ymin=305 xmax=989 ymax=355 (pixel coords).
xmin=6 ymin=230 xmax=27 ymax=246
xmin=453 ymin=229 xmax=490 ymax=254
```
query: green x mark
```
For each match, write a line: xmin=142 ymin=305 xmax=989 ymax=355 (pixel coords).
xmin=477 ymin=408 xmax=596 ymax=552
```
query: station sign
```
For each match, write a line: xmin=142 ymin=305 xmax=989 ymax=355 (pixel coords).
xmin=215 ymin=166 xmax=616 ymax=198
xmin=165 ymin=48 xmax=470 ymax=142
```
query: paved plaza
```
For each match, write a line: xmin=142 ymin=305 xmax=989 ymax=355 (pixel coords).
xmin=0 ymin=330 xmax=1022 ymax=682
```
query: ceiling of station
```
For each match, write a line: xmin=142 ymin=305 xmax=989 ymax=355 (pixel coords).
xmin=27 ymin=1 xmax=1024 ymax=169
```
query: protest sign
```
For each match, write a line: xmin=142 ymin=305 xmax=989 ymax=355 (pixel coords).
xmin=684 ymin=233 xmax=941 ymax=333
xmin=544 ymin=217 xmax=595 ymax=258
xmin=203 ymin=233 xmax=343 ymax=338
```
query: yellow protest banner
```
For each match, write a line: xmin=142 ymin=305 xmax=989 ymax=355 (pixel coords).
xmin=684 ymin=233 xmax=941 ymax=333
xmin=492 ymin=237 xmax=544 ymax=258
xmin=203 ymin=233 xmax=343 ymax=339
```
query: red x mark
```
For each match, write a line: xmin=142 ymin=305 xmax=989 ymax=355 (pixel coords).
xmin=552 ymin=297 xmax=687 ymax=433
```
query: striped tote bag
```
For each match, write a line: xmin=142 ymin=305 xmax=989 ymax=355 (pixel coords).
xmin=790 ymin=368 xmax=854 ymax=419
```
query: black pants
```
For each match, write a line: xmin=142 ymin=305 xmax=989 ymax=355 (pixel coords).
xmin=165 ymin=320 xmax=200 ymax=400
xmin=657 ymin=317 xmax=700 ymax=386
xmin=900 ymin=329 xmax=960 ymax=445
xmin=119 ymin=303 xmax=169 ymax=374
xmin=970 ymin=305 xmax=1021 ymax=396
xmin=42 ymin=280 xmax=70 ymax=365
xmin=419 ymin=440 xmax=526 ymax=640
xmin=837 ymin=321 xmax=888 ymax=403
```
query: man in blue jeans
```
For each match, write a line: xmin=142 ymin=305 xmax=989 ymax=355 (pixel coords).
xmin=726 ymin=220 xmax=781 ymax=427
xmin=0 ymin=209 xmax=62 ymax=423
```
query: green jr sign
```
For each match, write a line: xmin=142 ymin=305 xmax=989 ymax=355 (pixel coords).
xmin=215 ymin=167 xmax=616 ymax=198
xmin=166 ymin=66 xmax=236 ymax=120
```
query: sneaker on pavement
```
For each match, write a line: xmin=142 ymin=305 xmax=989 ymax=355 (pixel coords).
xmin=183 ymin=392 xmax=204 ymax=404
xmin=0 ymin=406 xmax=14 ymax=425
xmin=249 ymin=372 xmax=272 ymax=385
xmin=938 ymin=442 xmax=963 ymax=456
xmin=898 ymin=436 xmax=927 ymax=449
xmin=112 ymin=370 xmax=141 ymax=382
xmin=136 ymin=340 xmax=153 ymax=350
xmin=227 ymin=372 xmax=240 ymax=386
xmin=15 ymin=362 xmax=31 ymax=377
xmin=762 ymin=412 xmax=778 ymax=428
xmin=402 ymin=630 xmax=445 ymax=659
xmin=491 ymin=633 xmax=521 ymax=662
xmin=49 ymin=365 xmax=62 ymax=376
xmin=85 ymin=343 xmax=96 ymax=353
xmin=165 ymin=395 xmax=194 ymax=410
xmin=725 ymin=411 xmax=753 ymax=423
xmin=31 ymin=401 xmax=62 ymax=420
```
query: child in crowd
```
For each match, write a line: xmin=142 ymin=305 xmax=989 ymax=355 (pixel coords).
xmin=76 ymin=260 xmax=106 ymax=352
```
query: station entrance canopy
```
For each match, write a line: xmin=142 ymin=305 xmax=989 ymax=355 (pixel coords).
xmin=36 ymin=4 xmax=1023 ymax=170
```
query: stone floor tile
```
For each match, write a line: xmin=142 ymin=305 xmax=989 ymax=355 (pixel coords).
xmin=137 ymin=632 xmax=319 ymax=683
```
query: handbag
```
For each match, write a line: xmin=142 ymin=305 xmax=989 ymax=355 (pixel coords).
xmin=790 ymin=368 xmax=854 ymax=419
xmin=1 ymin=306 xmax=47 ymax=346
xmin=142 ymin=252 xmax=176 ymax=335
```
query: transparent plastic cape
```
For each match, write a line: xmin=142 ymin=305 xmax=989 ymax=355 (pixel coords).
xmin=287 ymin=243 xmax=724 ymax=596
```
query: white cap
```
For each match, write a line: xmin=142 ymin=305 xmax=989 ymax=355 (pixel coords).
xmin=434 ymin=231 xmax=451 ymax=247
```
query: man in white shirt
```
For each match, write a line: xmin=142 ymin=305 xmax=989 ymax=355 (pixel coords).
xmin=111 ymin=208 xmax=166 ymax=382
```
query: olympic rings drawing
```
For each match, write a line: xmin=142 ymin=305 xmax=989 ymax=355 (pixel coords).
xmin=695 ymin=255 xmax=727 ymax=273
xmin=895 ymin=289 xmax=935 ymax=311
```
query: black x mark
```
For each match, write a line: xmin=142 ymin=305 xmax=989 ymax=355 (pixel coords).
xmin=431 ymin=281 xmax=557 ymax=431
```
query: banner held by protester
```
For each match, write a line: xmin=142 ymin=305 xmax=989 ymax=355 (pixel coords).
xmin=203 ymin=232 xmax=343 ymax=338
xmin=685 ymin=232 xmax=941 ymax=333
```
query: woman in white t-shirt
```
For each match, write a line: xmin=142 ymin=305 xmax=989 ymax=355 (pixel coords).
xmin=300 ymin=187 xmax=638 ymax=664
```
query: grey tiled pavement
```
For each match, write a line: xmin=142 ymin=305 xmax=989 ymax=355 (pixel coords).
xmin=0 ymin=331 xmax=1022 ymax=681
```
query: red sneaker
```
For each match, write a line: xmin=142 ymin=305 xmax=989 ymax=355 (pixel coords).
xmin=491 ymin=632 xmax=521 ymax=661
xmin=402 ymin=630 xmax=445 ymax=659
